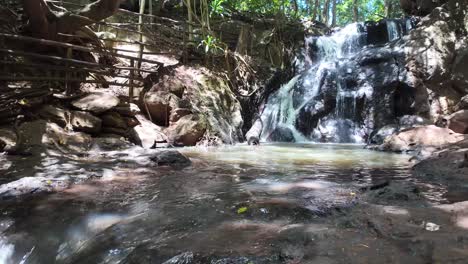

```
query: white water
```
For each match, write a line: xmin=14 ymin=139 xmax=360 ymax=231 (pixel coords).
xmin=259 ymin=23 xmax=368 ymax=143
xmin=0 ymin=238 xmax=14 ymax=264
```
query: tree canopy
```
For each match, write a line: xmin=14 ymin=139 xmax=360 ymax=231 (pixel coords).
xmin=208 ymin=0 xmax=403 ymax=26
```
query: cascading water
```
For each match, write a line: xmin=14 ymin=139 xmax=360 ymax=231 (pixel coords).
xmin=256 ymin=18 xmax=414 ymax=143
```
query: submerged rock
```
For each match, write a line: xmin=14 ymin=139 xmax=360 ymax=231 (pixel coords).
xmin=150 ymin=150 xmax=191 ymax=168
xmin=71 ymin=92 xmax=120 ymax=114
xmin=0 ymin=176 xmax=70 ymax=199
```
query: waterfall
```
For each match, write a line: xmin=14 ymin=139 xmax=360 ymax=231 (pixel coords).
xmin=0 ymin=238 xmax=14 ymax=264
xmin=254 ymin=19 xmax=413 ymax=143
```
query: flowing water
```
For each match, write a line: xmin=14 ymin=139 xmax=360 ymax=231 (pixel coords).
xmin=0 ymin=144 xmax=458 ymax=264
xmin=258 ymin=19 xmax=414 ymax=144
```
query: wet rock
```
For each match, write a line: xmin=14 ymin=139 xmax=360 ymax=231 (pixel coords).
xmin=398 ymin=115 xmax=431 ymax=130
xmin=101 ymin=112 xmax=128 ymax=129
xmin=129 ymin=114 xmax=166 ymax=148
xmin=379 ymin=125 xmax=466 ymax=152
xmin=366 ymin=183 xmax=421 ymax=205
xmin=370 ymin=124 xmax=398 ymax=144
xmin=169 ymin=108 xmax=192 ymax=123
xmin=413 ymin=139 xmax=468 ymax=180
xmin=71 ymin=92 xmax=120 ymax=114
xmin=267 ymin=127 xmax=295 ymax=142
xmin=39 ymin=105 xmax=102 ymax=134
xmin=162 ymin=252 xmax=194 ymax=264
xmin=120 ymin=245 xmax=162 ymax=264
xmin=0 ymin=176 xmax=70 ymax=199
xmin=245 ymin=119 xmax=263 ymax=144
xmin=150 ymin=150 xmax=191 ymax=168
xmin=445 ymin=110 xmax=468 ymax=134
xmin=92 ymin=137 xmax=133 ymax=151
xmin=143 ymin=90 xmax=181 ymax=126
xmin=165 ymin=114 xmax=207 ymax=146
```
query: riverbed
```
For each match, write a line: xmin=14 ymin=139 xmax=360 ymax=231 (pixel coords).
xmin=1 ymin=144 xmax=467 ymax=263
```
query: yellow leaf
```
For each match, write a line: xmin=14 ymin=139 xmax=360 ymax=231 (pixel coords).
xmin=350 ymin=192 xmax=356 ymax=196
xmin=47 ymin=180 xmax=52 ymax=185
xmin=237 ymin=207 xmax=248 ymax=214
xmin=19 ymin=99 xmax=28 ymax=105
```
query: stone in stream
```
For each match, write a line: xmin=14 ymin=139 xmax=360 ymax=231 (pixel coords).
xmin=150 ymin=150 xmax=191 ymax=168
xmin=0 ymin=176 xmax=70 ymax=199
xmin=71 ymin=92 xmax=120 ymax=114
xmin=165 ymin=114 xmax=207 ymax=147
xmin=379 ymin=125 xmax=467 ymax=152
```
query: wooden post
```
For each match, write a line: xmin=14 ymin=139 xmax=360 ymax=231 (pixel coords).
xmin=65 ymin=47 xmax=73 ymax=94
xmin=129 ymin=59 xmax=135 ymax=103
xmin=137 ymin=0 xmax=146 ymax=69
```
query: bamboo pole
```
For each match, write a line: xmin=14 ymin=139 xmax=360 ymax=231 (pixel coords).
xmin=0 ymin=76 xmax=143 ymax=87
xmin=129 ymin=59 xmax=135 ymax=103
xmin=0 ymin=34 xmax=165 ymax=65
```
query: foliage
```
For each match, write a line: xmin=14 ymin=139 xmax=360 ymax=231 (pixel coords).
xmin=199 ymin=35 xmax=224 ymax=54
xmin=208 ymin=0 xmax=403 ymax=25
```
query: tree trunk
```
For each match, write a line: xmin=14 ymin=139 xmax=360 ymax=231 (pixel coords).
xmin=384 ymin=0 xmax=393 ymax=17
xmin=312 ymin=0 xmax=319 ymax=21
xmin=353 ymin=0 xmax=359 ymax=22
xmin=331 ymin=0 xmax=337 ymax=26
xmin=322 ymin=0 xmax=330 ymax=25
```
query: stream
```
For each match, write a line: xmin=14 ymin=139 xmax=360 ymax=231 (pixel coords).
xmin=2 ymin=144 xmax=467 ymax=263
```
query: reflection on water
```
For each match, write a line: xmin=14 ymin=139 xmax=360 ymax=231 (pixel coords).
xmin=0 ymin=144 xmax=452 ymax=263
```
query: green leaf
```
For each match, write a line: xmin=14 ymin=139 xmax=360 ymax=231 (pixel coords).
xmin=237 ymin=206 xmax=248 ymax=214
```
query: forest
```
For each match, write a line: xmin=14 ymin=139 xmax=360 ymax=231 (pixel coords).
xmin=0 ymin=0 xmax=467 ymax=263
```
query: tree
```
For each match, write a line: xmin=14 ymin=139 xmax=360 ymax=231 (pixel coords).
xmin=352 ymin=0 xmax=358 ymax=22
xmin=322 ymin=0 xmax=330 ymax=24
xmin=331 ymin=0 xmax=337 ymax=26
xmin=22 ymin=0 xmax=122 ymax=40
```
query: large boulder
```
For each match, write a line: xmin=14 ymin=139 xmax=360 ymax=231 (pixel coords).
xmin=400 ymin=0 xmax=448 ymax=16
xmin=39 ymin=105 xmax=102 ymax=134
xmin=143 ymin=90 xmax=182 ymax=126
xmin=71 ymin=92 xmax=120 ymax=114
xmin=148 ymin=66 xmax=243 ymax=144
xmin=445 ymin=110 xmax=468 ymax=134
xmin=405 ymin=0 xmax=468 ymax=103
xmin=129 ymin=114 xmax=166 ymax=149
xmin=379 ymin=125 xmax=466 ymax=152
xmin=165 ymin=114 xmax=207 ymax=146
xmin=413 ymin=139 xmax=468 ymax=180
xmin=101 ymin=112 xmax=128 ymax=129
